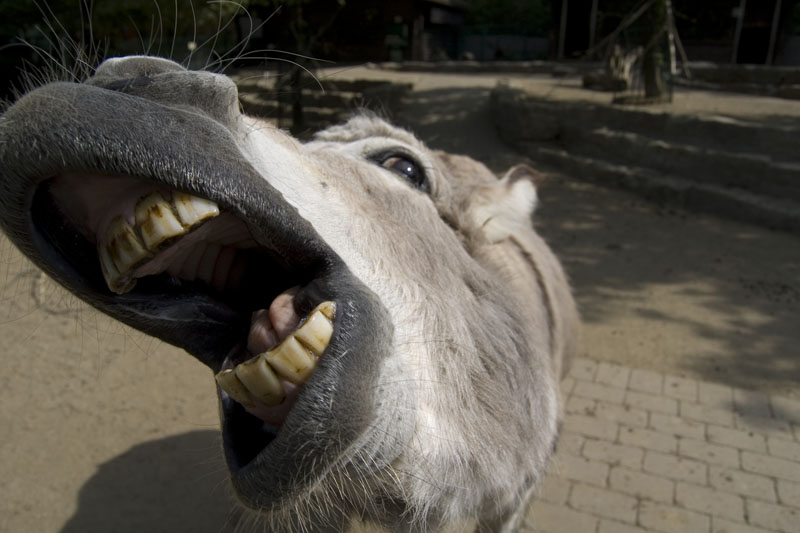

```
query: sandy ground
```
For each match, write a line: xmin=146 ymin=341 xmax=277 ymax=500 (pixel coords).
xmin=1 ymin=69 xmax=798 ymax=532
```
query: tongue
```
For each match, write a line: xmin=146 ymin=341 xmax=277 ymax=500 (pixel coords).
xmin=239 ymin=286 xmax=303 ymax=426
xmin=247 ymin=286 xmax=301 ymax=354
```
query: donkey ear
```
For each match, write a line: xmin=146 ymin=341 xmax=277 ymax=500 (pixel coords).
xmin=469 ymin=164 xmax=544 ymax=243
xmin=503 ymin=163 xmax=546 ymax=187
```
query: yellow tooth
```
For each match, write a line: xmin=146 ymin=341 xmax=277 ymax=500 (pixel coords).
xmin=293 ymin=307 xmax=334 ymax=357
xmin=215 ymin=368 xmax=256 ymax=408
xmin=98 ymin=244 xmax=135 ymax=294
xmin=265 ymin=336 xmax=315 ymax=384
xmin=105 ymin=216 xmax=150 ymax=275
xmin=315 ymin=301 xmax=336 ymax=321
xmin=234 ymin=354 xmax=285 ymax=406
xmin=172 ymin=192 xmax=220 ymax=227
xmin=135 ymin=192 xmax=186 ymax=250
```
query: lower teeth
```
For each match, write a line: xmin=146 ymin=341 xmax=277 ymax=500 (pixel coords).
xmin=216 ymin=301 xmax=335 ymax=412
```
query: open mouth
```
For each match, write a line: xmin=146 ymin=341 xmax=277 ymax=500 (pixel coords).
xmin=0 ymin=75 xmax=403 ymax=509
xmin=40 ymin=172 xmax=340 ymax=470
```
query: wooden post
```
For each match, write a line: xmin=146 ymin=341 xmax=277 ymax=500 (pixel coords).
xmin=643 ymin=0 xmax=667 ymax=98
xmin=767 ymin=0 xmax=783 ymax=64
xmin=731 ymin=0 xmax=747 ymax=63
xmin=665 ymin=0 xmax=677 ymax=75
xmin=589 ymin=0 xmax=599 ymax=49
xmin=558 ymin=0 xmax=568 ymax=59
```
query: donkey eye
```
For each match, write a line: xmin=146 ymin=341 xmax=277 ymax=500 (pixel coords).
xmin=378 ymin=154 xmax=429 ymax=192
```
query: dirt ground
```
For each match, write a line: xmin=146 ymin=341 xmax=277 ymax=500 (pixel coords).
xmin=0 ymin=70 xmax=798 ymax=532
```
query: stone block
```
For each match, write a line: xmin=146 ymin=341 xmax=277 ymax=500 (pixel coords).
xmin=644 ymin=451 xmax=707 ymax=484
xmin=747 ymin=499 xmax=800 ymax=533
xmin=676 ymin=482 xmax=745 ymax=522
xmin=556 ymin=452 xmax=609 ymax=487
xmin=767 ymin=436 xmax=800 ymax=462
xmin=569 ymin=483 xmax=637 ymax=523
xmin=596 ymin=362 xmax=630 ymax=389
xmin=639 ymin=501 xmax=710 ymax=533
xmin=584 ymin=439 xmax=644 ymax=469
xmin=626 ymin=390 xmax=679 ymax=415
xmin=650 ymin=413 xmax=706 ymax=440
xmin=609 ymin=466 xmax=674 ymax=503
xmin=742 ymin=451 xmax=800 ymax=482
xmin=526 ymin=500 xmax=598 ymax=533
xmin=708 ymin=465 xmax=776 ymax=502
xmin=681 ymin=402 xmax=734 ymax=428
xmin=629 ymin=368 xmax=663 ymax=395
xmin=564 ymin=413 xmax=619 ymax=441
xmin=776 ymin=479 xmax=800 ymax=509
xmin=707 ymin=425 xmax=766 ymax=453
xmin=574 ymin=381 xmax=625 ymax=404
xmin=620 ymin=425 xmax=678 ymax=454
xmin=664 ymin=375 xmax=698 ymax=402
xmin=679 ymin=438 xmax=740 ymax=468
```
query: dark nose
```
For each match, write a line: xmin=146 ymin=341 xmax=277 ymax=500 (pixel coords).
xmin=86 ymin=55 xmax=240 ymax=128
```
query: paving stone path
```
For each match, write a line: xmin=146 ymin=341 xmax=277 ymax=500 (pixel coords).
xmin=523 ymin=359 xmax=800 ymax=533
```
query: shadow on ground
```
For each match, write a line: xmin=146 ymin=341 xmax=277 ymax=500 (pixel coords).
xmin=61 ymin=431 xmax=238 ymax=533
xmin=399 ymin=87 xmax=800 ymax=398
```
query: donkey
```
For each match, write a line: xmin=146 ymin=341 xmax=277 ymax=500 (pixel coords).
xmin=0 ymin=56 xmax=578 ymax=532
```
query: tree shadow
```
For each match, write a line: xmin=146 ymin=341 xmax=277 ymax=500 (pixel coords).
xmin=61 ymin=431 xmax=240 ymax=533
xmin=398 ymin=86 xmax=800 ymax=397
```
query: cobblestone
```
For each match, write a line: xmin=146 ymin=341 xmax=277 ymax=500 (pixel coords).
xmin=681 ymin=402 xmax=735 ymax=427
xmin=708 ymin=466 xmax=776 ymax=502
xmin=706 ymin=425 xmax=767 ymax=453
xmin=644 ymin=451 xmax=708 ymax=484
xmin=742 ymin=451 xmax=800 ymax=482
xmin=732 ymin=389 xmax=772 ymax=419
xmin=555 ymin=453 xmax=609 ymax=487
xmin=664 ymin=375 xmax=698 ymax=402
xmin=679 ymin=438 xmax=740 ymax=468
xmin=584 ymin=439 xmax=644 ymax=469
xmin=649 ymin=412 xmax=706 ymax=440
xmin=609 ymin=466 xmax=674 ymax=503
xmin=619 ymin=426 xmax=678 ymax=454
xmin=776 ymin=479 xmax=800 ymax=508
xmin=626 ymin=390 xmax=679 ymax=415
xmin=746 ymin=499 xmax=799 ymax=532
xmin=767 ymin=436 xmax=800 ymax=461
xmin=639 ymin=502 xmax=709 ymax=533
xmin=525 ymin=358 xmax=800 ymax=533
xmin=675 ymin=482 xmax=745 ymax=522
xmin=569 ymin=483 xmax=637 ymax=523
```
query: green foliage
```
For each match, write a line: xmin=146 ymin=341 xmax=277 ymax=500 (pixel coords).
xmin=0 ymin=0 xmax=244 ymax=62
xmin=465 ymin=0 xmax=550 ymax=36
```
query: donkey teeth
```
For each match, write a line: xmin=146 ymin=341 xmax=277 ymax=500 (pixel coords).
xmin=215 ymin=369 xmax=257 ymax=409
xmin=293 ymin=305 xmax=335 ymax=356
xmin=235 ymin=356 xmax=285 ymax=406
xmin=98 ymin=192 xmax=220 ymax=294
xmin=102 ymin=216 xmax=150 ymax=292
xmin=265 ymin=336 xmax=316 ymax=385
xmin=135 ymin=192 xmax=186 ymax=250
xmin=216 ymin=303 xmax=336 ymax=408
xmin=98 ymin=240 xmax=135 ymax=294
xmin=173 ymin=192 xmax=220 ymax=226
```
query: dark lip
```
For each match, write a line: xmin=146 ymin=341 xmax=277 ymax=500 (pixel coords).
xmin=0 ymin=81 xmax=339 ymax=371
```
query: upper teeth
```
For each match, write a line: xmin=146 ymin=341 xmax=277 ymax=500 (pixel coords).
xmin=99 ymin=191 xmax=220 ymax=293
xmin=215 ymin=301 xmax=335 ymax=408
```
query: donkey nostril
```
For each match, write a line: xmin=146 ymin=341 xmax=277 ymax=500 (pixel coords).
xmin=91 ymin=55 xmax=187 ymax=81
